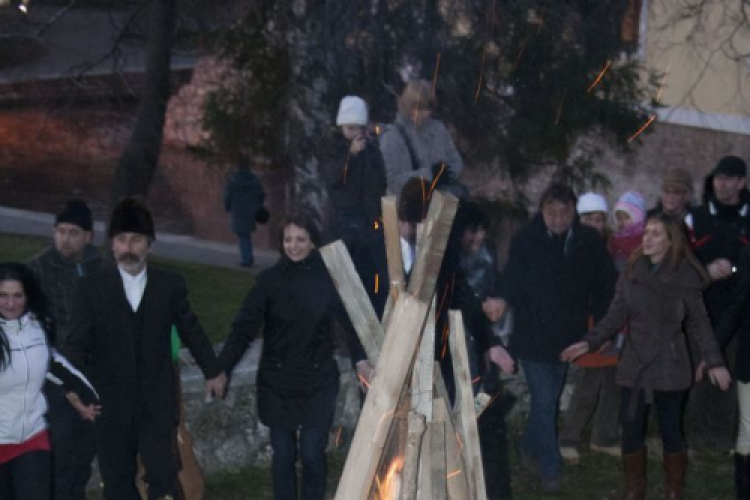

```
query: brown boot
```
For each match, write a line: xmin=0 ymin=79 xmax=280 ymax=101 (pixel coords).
xmin=663 ymin=451 xmax=687 ymax=500
xmin=622 ymin=448 xmax=647 ymax=500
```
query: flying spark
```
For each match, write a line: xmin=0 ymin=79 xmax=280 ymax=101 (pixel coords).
xmin=628 ymin=115 xmax=657 ymax=143
xmin=474 ymin=47 xmax=487 ymax=105
xmin=656 ymin=65 xmax=671 ymax=103
xmin=587 ymin=60 xmax=612 ymax=93
xmin=555 ymin=89 xmax=567 ymax=125
xmin=431 ymin=52 xmax=441 ymax=97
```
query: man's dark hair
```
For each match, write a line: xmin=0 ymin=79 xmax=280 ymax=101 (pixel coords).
xmin=539 ymin=182 xmax=577 ymax=209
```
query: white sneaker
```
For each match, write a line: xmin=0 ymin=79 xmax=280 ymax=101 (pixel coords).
xmin=590 ymin=443 xmax=622 ymax=457
xmin=560 ymin=446 xmax=580 ymax=464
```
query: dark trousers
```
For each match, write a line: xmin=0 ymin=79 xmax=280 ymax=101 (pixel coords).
xmin=559 ymin=366 xmax=620 ymax=448
xmin=0 ymin=450 xmax=52 ymax=500
xmin=478 ymin=385 xmax=514 ymax=500
xmin=269 ymin=426 xmax=329 ymax=500
xmin=96 ymin=413 xmax=178 ymax=500
xmin=620 ymin=387 xmax=686 ymax=454
xmin=45 ymin=382 xmax=96 ymax=500
xmin=236 ymin=232 xmax=254 ymax=265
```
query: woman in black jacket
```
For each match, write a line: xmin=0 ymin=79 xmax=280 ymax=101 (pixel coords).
xmin=219 ymin=210 xmax=358 ymax=500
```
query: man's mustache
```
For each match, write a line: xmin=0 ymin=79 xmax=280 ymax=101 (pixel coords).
xmin=117 ymin=253 xmax=140 ymax=264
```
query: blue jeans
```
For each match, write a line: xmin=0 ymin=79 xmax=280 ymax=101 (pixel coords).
xmin=236 ymin=232 xmax=254 ymax=265
xmin=520 ymin=359 xmax=568 ymax=479
xmin=270 ymin=426 xmax=328 ymax=500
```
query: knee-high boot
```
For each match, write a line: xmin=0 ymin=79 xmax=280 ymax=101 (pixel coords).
xmin=622 ymin=448 xmax=647 ymax=500
xmin=663 ymin=451 xmax=687 ymax=500
xmin=737 ymin=453 xmax=750 ymax=500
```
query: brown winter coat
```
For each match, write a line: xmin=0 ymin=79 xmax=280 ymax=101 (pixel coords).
xmin=584 ymin=256 xmax=724 ymax=404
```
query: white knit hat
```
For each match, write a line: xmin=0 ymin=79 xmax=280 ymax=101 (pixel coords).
xmin=577 ymin=192 xmax=608 ymax=215
xmin=336 ymin=96 xmax=368 ymax=126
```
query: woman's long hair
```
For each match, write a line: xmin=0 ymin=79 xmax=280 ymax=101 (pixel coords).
xmin=0 ymin=262 xmax=56 ymax=370
xmin=626 ymin=213 xmax=710 ymax=285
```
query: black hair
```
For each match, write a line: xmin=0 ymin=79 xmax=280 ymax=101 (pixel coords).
xmin=0 ymin=262 xmax=56 ymax=370
xmin=278 ymin=208 xmax=322 ymax=249
xmin=539 ymin=182 xmax=577 ymax=210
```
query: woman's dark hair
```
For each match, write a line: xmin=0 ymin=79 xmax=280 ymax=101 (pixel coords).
xmin=277 ymin=209 xmax=322 ymax=249
xmin=626 ymin=213 xmax=710 ymax=285
xmin=539 ymin=182 xmax=577 ymax=210
xmin=0 ymin=262 xmax=56 ymax=370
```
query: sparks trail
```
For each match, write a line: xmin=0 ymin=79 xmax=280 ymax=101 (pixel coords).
xmin=431 ymin=52 xmax=441 ymax=98
xmin=656 ymin=65 xmax=671 ymax=103
xmin=587 ymin=60 xmax=612 ymax=93
xmin=555 ymin=89 xmax=567 ymax=125
xmin=374 ymin=273 xmax=379 ymax=294
xmin=628 ymin=115 xmax=656 ymax=143
xmin=474 ymin=47 xmax=487 ymax=105
xmin=513 ymin=36 xmax=529 ymax=71
xmin=429 ymin=163 xmax=446 ymax=194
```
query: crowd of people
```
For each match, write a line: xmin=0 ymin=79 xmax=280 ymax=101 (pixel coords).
xmin=1 ymin=77 xmax=749 ymax=500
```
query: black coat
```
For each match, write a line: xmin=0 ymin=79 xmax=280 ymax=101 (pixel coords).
xmin=688 ymin=193 xmax=750 ymax=321
xmin=715 ymin=245 xmax=750 ymax=382
xmin=499 ymin=214 xmax=617 ymax=362
xmin=223 ymin=168 xmax=265 ymax=234
xmin=64 ymin=266 xmax=221 ymax=425
xmin=219 ymin=251 xmax=357 ymax=429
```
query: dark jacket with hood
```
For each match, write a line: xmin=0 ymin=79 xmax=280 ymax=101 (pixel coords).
xmin=223 ymin=168 xmax=265 ymax=235
xmin=585 ymin=258 xmax=724 ymax=402
xmin=28 ymin=244 xmax=104 ymax=348
xmin=686 ymin=189 xmax=750 ymax=321
xmin=219 ymin=250 xmax=358 ymax=429
xmin=499 ymin=214 xmax=617 ymax=362
xmin=321 ymin=136 xmax=386 ymax=243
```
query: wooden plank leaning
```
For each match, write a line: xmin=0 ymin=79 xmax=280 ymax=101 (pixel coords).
xmin=333 ymin=295 xmax=429 ymax=500
xmin=381 ymin=195 xmax=404 ymax=330
xmin=449 ymin=311 xmax=488 ymax=500
xmin=320 ymin=240 xmax=384 ymax=364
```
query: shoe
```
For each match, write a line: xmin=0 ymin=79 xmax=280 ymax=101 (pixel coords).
xmin=560 ymin=446 xmax=580 ymax=465
xmin=540 ymin=475 xmax=562 ymax=492
xmin=663 ymin=450 xmax=687 ymax=500
xmin=622 ymin=448 xmax=647 ymax=500
xmin=591 ymin=443 xmax=622 ymax=458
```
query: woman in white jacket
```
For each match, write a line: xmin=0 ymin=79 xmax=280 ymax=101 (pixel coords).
xmin=0 ymin=263 xmax=97 ymax=500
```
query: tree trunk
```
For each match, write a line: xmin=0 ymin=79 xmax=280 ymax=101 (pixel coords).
xmin=111 ymin=0 xmax=176 ymax=204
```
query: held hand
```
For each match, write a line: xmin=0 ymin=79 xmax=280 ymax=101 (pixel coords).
xmin=708 ymin=366 xmax=732 ymax=391
xmin=482 ymin=298 xmax=507 ymax=323
xmin=356 ymin=360 xmax=375 ymax=392
xmin=707 ymin=259 xmax=733 ymax=281
xmin=560 ymin=342 xmax=589 ymax=362
xmin=695 ymin=360 xmax=707 ymax=382
xmin=488 ymin=345 xmax=515 ymax=375
xmin=205 ymin=372 xmax=228 ymax=400
xmin=350 ymin=136 xmax=366 ymax=155
xmin=66 ymin=392 xmax=101 ymax=422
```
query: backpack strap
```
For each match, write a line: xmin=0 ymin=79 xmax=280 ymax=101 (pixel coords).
xmin=393 ymin=121 xmax=422 ymax=172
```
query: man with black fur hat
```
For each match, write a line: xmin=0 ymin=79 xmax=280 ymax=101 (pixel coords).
xmin=63 ymin=196 xmax=227 ymax=500
xmin=28 ymin=199 xmax=104 ymax=500
xmin=685 ymin=155 xmax=750 ymax=452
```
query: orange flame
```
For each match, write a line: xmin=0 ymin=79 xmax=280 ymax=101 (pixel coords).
xmin=375 ymin=456 xmax=404 ymax=500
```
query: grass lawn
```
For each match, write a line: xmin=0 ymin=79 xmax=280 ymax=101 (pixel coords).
xmin=0 ymin=234 xmax=735 ymax=498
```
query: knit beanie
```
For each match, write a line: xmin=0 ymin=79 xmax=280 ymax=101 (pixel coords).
xmin=614 ymin=190 xmax=647 ymax=227
xmin=109 ymin=196 xmax=155 ymax=239
xmin=56 ymin=199 xmax=93 ymax=232
xmin=576 ymin=192 xmax=608 ymax=215
xmin=336 ymin=96 xmax=368 ymax=126
xmin=662 ymin=167 xmax=693 ymax=192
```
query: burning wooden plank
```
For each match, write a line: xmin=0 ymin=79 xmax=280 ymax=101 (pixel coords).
xmin=449 ymin=311 xmax=488 ymax=500
xmin=333 ymin=295 xmax=429 ymax=500
xmin=320 ymin=240 xmax=384 ymax=363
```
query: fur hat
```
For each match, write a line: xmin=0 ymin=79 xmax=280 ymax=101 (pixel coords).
xmin=712 ymin=155 xmax=747 ymax=178
xmin=56 ymin=199 xmax=93 ymax=232
xmin=662 ymin=167 xmax=693 ymax=192
xmin=614 ymin=190 xmax=647 ymax=226
xmin=398 ymin=177 xmax=431 ymax=224
xmin=576 ymin=192 xmax=608 ymax=215
xmin=109 ymin=196 xmax=155 ymax=239
xmin=336 ymin=96 xmax=368 ymax=126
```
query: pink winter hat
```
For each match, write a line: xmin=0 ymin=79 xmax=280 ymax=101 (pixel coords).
xmin=614 ymin=190 xmax=646 ymax=226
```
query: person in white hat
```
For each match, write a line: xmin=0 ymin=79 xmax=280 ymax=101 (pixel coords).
xmin=576 ymin=192 xmax=609 ymax=237
xmin=320 ymin=96 xmax=386 ymax=250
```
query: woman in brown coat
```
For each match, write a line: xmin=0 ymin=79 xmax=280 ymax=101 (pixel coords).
xmin=562 ymin=213 xmax=731 ymax=500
